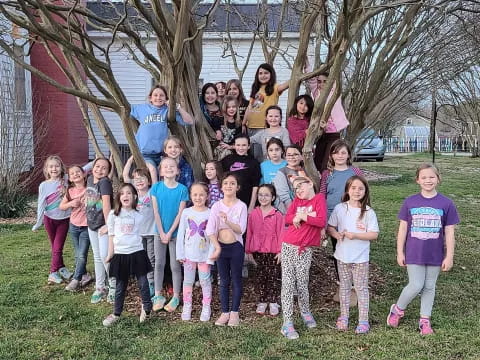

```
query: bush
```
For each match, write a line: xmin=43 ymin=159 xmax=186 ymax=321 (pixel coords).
xmin=0 ymin=186 xmax=30 ymax=218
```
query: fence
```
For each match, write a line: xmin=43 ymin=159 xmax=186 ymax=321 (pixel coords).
xmin=384 ymin=136 xmax=471 ymax=153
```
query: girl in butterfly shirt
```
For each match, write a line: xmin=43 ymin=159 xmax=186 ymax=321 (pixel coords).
xmin=176 ymin=183 xmax=214 ymax=322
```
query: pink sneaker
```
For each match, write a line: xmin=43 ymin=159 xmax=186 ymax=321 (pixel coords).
xmin=419 ymin=318 xmax=434 ymax=335
xmin=387 ymin=304 xmax=404 ymax=328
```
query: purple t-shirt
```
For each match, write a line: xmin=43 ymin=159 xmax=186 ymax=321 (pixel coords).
xmin=398 ymin=193 xmax=459 ymax=266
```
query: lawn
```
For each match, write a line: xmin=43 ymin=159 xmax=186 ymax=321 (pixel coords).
xmin=1 ymin=154 xmax=479 ymax=360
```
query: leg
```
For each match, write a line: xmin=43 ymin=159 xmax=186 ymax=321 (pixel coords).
xmin=352 ymin=262 xmax=370 ymax=322
xmin=198 ymin=262 xmax=212 ymax=305
xmin=295 ymin=247 xmax=313 ymax=315
xmin=97 ymin=232 xmax=115 ymax=292
xmin=419 ymin=266 xmax=441 ymax=318
xmin=88 ymin=228 xmax=107 ymax=290
xmin=217 ymin=244 xmax=232 ymax=313
xmin=153 ymin=238 xmax=167 ymax=295
xmin=337 ymin=260 xmax=353 ymax=319
xmin=230 ymin=242 xmax=245 ymax=312
xmin=75 ymin=226 xmax=90 ymax=280
xmin=168 ymin=238 xmax=182 ymax=297
xmin=69 ymin=224 xmax=82 ymax=280
xmin=281 ymin=243 xmax=297 ymax=323
xmin=267 ymin=253 xmax=282 ymax=304
xmin=113 ymin=277 xmax=128 ymax=316
xmin=330 ymin=236 xmax=340 ymax=281
xmin=182 ymin=260 xmax=197 ymax=306
xmin=146 ymin=162 xmax=158 ymax=184
xmin=396 ymin=264 xmax=427 ymax=311
xmin=143 ymin=236 xmax=155 ymax=285
xmin=253 ymin=252 xmax=268 ymax=303
xmin=136 ymin=274 xmax=153 ymax=313
xmin=52 ymin=219 xmax=69 ymax=272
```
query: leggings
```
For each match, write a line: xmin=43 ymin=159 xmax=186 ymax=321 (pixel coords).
xmin=281 ymin=243 xmax=313 ymax=323
xmin=183 ymin=260 xmax=212 ymax=306
xmin=338 ymin=260 xmax=369 ymax=322
xmin=396 ymin=264 xmax=441 ymax=317
xmin=142 ymin=235 xmax=155 ymax=284
xmin=88 ymin=228 xmax=115 ymax=291
xmin=154 ymin=238 xmax=182 ymax=295
xmin=43 ymin=216 xmax=69 ymax=273
xmin=252 ymin=252 xmax=281 ymax=303
xmin=217 ymin=242 xmax=244 ymax=313
xmin=114 ymin=274 xmax=152 ymax=316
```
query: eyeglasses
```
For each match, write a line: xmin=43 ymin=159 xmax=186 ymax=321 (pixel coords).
xmin=258 ymin=193 xmax=272 ymax=198
xmin=294 ymin=181 xmax=310 ymax=192
xmin=133 ymin=176 xmax=148 ymax=183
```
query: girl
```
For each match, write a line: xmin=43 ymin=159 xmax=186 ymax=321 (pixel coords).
xmin=102 ymin=183 xmax=153 ymax=327
xmin=151 ymin=157 xmax=189 ymax=312
xmin=250 ymin=105 xmax=291 ymax=160
xmin=206 ymin=173 xmax=248 ymax=327
xmin=387 ymin=163 xmax=459 ymax=335
xmin=246 ymin=184 xmax=284 ymax=316
xmin=131 ymin=84 xmax=194 ymax=182
xmin=85 ymin=157 xmax=115 ymax=304
xmin=221 ymin=135 xmax=261 ymax=213
xmin=215 ymin=81 xmax=226 ymax=104
xmin=245 ymin=64 xmax=289 ymax=159
xmin=327 ymin=176 xmax=379 ymax=334
xmin=272 ymin=144 xmax=305 ymax=213
xmin=320 ymin=140 xmax=363 ymax=282
xmin=162 ymin=136 xmax=194 ymax=190
xmin=60 ymin=165 xmax=92 ymax=291
xmin=200 ymin=83 xmax=223 ymax=141
xmin=33 ymin=155 xmax=72 ymax=284
xmin=205 ymin=160 xmax=223 ymax=208
xmin=280 ymin=176 xmax=326 ymax=339
xmin=260 ymin=138 xmax=287 ymax=185
xmin=215 ymin=96 xmax=242 ymax=160
xmin=176 ymin=183 xmax=214 ymax=322
xmin=287 ymin=94 xmax=314 ymax=148
xmin=226 ymin=79 xmax=249 ymax=130
xmin=123 ymin=158 xmax=156 ymax=296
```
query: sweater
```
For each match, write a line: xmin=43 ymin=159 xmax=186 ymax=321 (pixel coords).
xmin=246 ymin=207 xmax=284 ymax=254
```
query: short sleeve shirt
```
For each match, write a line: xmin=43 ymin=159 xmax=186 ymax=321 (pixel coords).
xmin=85 ymin=176 xmax=113 ymax=231
xmin=247 ymin=84 xmax=280 ymax=128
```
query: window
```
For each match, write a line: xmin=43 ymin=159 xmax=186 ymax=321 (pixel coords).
xmin=13 ymin=45 xmax=26 ymax=112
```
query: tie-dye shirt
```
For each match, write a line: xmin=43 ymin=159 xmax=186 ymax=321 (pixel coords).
xmin=33 ymin=178 xmax=71 ymax=231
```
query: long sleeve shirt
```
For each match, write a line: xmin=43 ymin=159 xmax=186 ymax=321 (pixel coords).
xmin=246 ymin=207 xmax=284 ymax=254
xmin=33 ymin=178 xmax=71 ymax=230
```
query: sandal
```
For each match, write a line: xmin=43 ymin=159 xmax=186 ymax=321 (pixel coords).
xmin=355 ymin=321 xmax=370 ymax=334
xmin=336 ymin=316 xmax=349 ymax=331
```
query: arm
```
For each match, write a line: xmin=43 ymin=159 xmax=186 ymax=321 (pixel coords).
xmin=99 ymin=194 xmax=111 ymax=235
xmin=277 ymin=81 xmax=290 ymax=95
xmin=245 ymin=212 xmax=254 ymax=254
xmin=273 ymin=171 xmax=292 ymax=208
xmin=303 ymin=58 xmax=318 ymax=98
xmin=319 ymin=170 xmax=329 ymax=195
xmin=175 ymin=211 xmax=187 ymax=261
xmin=281 ymin=128 xmax=291 ymax=147
xmin=32 ymin=183 xmax=45 ymax=231
xmin=284 ymin=198 xmax=297 ymax=225
xmin=152 ymin=195 xmax=166 ymax=242
xmin=206 ymin=206 xmax=221 ymax=260
xmin=343 ymin=231 xmax=378 ymax=241
xmin=105 ymin=211 xmax=115 ymax=262
xmin=122 ymin=156 xmax=134 ymax=183
xmin=165 ymin=201 xmax=187 ymax=241
xmin=275 ymin=211 xmax=285 ymax=254
xmin=177 ymin=105 xmax=194 ymax=125
xmin=248 ymin=187 xmax=258 ymax=214
xmin=302 ymin=195 xmax=326 ymax=228
xmin=396 ymin=220 xmax=408 ymax=267
xmin=442 ymin=225 xmax=456 ymax=271
xmin=352 ymin=166 xmax=363 ymax=176
xmin=327 ymin=225 xmax=344 ymax=241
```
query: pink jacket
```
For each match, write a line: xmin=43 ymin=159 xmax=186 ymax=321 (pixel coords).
xmin=246 ymin=207 xmax=284 ymax=254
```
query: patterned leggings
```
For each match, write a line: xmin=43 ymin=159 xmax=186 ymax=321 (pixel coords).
xmin=281 ymin=243 xmax=313 ymax=323
xmin=182 ymin=260 xmax=212 ymax=306
xmin=338 ymin=260 xmax=369 ymax=322
xmin=253 ymin=252 xmax=281 ymax=304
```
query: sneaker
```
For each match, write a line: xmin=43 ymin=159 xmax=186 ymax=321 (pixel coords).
xmin=164 ymin=297 xmax=180 ymax=312
xmin=91 ymin=289 xmax=106 ymax=304
xmin=102 ymin=314 xmax=120 ymax=327
xmin=214 ymin=312 xmax=230 ymax=326
xmin=227 ymin=311 xmax=240 ymax=327
xmin=139 ymin=305 xmax=150 ymax=323
xmin=152 ymin=295 xmax=166 ymax=312
xmin=48 ymin=272 xmax=63 ymax=284
xmin=181 ymin=303 xmax=192 ymax=321
xmin=58 ymin=267 xmax=73 ymax=280
xmin=269 ymin=303 xmax=280 ymax=317
xmin=419 ymin=318 xmax=434 ymax=335
xmin=200 ymin=305 xmax=211 ymax=322
xmin=387 ymin=304 xmax=404 ymax=328
xmin=148 ymin=282 xmax=155 ymax=298
xmin=281 ymin=321 xmax=299 ymax=340
xmin=80 ymin=273 xmax=93 ymax=287
xmin=65 ymin=279 xmax=80 ymax=291
xmin=355 ymin=321 xmax=370 ymax=334
xmin=336 ymin=316 xmax=349 ymax=331
xmin=301 ymin=312 xmax=317 ymax=329
xmin=107 ymin=287 xmax=116 ymax=304
xmin=256 ymin=303 xmax=268 ymax=315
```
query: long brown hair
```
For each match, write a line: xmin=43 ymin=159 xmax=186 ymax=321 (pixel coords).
xmin=222 ymin=95 xmax=241 ymax=128
xmin=65 ymin=165 xmax=86 ymax=201
xmin=341 ymin=175 xmax=370 ymax=220
xmin=114 ymin=183 xmax=138 ymax=216
xmin=327 ymin=139 xmax=353 ymax=172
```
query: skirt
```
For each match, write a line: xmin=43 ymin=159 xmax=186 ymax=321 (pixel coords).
xmin=109 ymin=250 xmax=153 ymax=282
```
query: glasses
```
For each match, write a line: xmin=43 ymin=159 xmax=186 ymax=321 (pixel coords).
xmin=286 ymin=153 xmax=301 ymax=158
xmin=294 ymin=181 xmax=310 ymax=192
xmin=258 ymin=193 xmax=272 ymax=198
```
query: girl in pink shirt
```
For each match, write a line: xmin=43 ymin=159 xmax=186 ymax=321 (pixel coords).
xmin=246 ymin=184 xmax=284 ymax=317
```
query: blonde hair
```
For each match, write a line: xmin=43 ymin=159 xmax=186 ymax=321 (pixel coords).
xmin=163 ymin=135 xmax=183 ymax=152
xmin=222 ymin=95 xmax=241 ymax=128
xmin=43 ymin=155 xmax=65 ymax=180
xmin=416 ymin=163 xmax=441 ymax=182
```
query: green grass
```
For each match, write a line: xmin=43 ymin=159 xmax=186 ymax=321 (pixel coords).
xmin=1 ymin=154 xmax=479 ymax=359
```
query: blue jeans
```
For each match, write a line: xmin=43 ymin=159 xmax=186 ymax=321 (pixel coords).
xmin=217 ymin=242 xmax=244 ymax=312
xmin=69 ymin=224 xmax=90 ymax=281
xmin=142 ymin=153 xmax=162 ymax=168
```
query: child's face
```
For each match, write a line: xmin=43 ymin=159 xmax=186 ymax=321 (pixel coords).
xmin=149 ymin=88 xmax=167 ymax=107
xmin=266 ymin=109 xmax=281 ymax=127
xmin=164 ymin=140 xmax=182 ymax=159
xmin=119 ymin=186 xmax=135 ymax=209
xmin=205 ymin=163 xmax=217 ymax=181
xmin=293 ymin=180 xmax=314 ymax=200
xmin=133 ymin=173 xmax=149 ymax=192
xmin=296 ymin=98 xmax=309 ymax=116
xmin=225 ymin=101 xmax=237 ymax=118
xmin=227 ymin=83 xmax=239 ymax=97
xmin=221 ymin=175 xmax=239 ymax=196
xmin=46 ymin=160 xmax=62 ymax=179
xmin=190 ymin=184 xmax=208 ymax=208
xmin=416 ymin=168 xmax=439 ymax=193
xmin=216 ymin=83 xmax=225 ymax=97
xmin=258 ymin=68 xmax=271 ymax=84
xmin=317 ymin=75 xmax=328 ymax=91
xmin=160 ymin=159 xmax=179 ymax=179
xmin=93 ymin=159 xmax=109 ymax=180
xmin=348 ymin=179 xmax=366 ymax=202
xmin=234 ymin=138 xmax=250 ymax=156
xmin=257 ymin=187 xmax=273 ymax=207
xmin=267 ymin=143 xmax=283 ymax=162
xmin=204 ymin=86 xmax=217 ymax=104
xmin=332 ymin=146 xmax=349 ymax=166
xmin=285 ymin=148 xmax=302 ymax=167
xmin=68 ymin=166 xmax=84 ymax=184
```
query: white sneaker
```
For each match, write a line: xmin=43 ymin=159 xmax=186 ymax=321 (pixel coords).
xmin=48 ymin=272 xmax=63 ymax=284
xmin=139 ymin=305 xmax=150 ymax=323
xmin=65 ymin=279 xmax=80 ymax=291
xmin=103 ymin=314 xmax=120 ymax=327
xmin=181 ymin=303 xmax=192 ymax=321
xmin=269 ymin=303 xmax=280 ymax=316
xmin=200 ymin=305 xmax=211 ymax=322
xmin=256 ymin=303 xmax=268 ymax=315
xmin=80 ymin=273 xmax=93 ymax=287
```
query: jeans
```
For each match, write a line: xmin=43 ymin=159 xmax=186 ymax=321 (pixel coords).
xmin=88 ymin=228 xmax=114 ymax=290
xmin=114 ymin=274 xmax=152 ymax=316
xmin=142 ymin=153 xmax=162 ymax=168
xmin=43 ymin=216 xmax=69 ymax=273
xmin=217 ymin=242 xmax=244 ymax=313
xmin=69 ymin=224 xmax=90 ymax=281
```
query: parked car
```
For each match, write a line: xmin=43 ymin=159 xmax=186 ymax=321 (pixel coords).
xmin=354 ymin=129 xmax=386 ymax=161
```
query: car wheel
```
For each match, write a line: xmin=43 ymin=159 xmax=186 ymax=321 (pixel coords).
xmin=376 ymin=157 xmax=384 ymax=162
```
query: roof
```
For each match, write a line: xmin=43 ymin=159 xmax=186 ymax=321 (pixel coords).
xmin=85 ymin=2 xmax=301 ymax=33
xmin=402 ymin=126 xmax=430 ymax=137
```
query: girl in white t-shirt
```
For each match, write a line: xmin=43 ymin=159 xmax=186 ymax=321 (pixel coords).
xmin=327 ymin=175 xmax=379 ymax=334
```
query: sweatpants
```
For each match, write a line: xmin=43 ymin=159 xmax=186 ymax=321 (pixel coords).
xmin=217 ymin=242 xmax=244 ymax=313
xmin=154 ymin=238 xmax=182 ymax=295
xmin=396 ymin=264 xmax=441 ymax=317
xmin=142 ymin=235 xmax=155 ymax=284
xmin=183 ymin=260 xmax=212 ymax=306
xmin=252 ymin=252 xmax=281 ymax=304
xmin=338 ymin=260 xmax=369 ymax=322
xmin=114 ymin=274 xmax=152 ymax=316
xmin=43 ymin=216 xmax=69 ymax=273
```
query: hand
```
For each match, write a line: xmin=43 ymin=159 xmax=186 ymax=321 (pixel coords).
xmin=219 ymin=142 xmax=230 ymax=150
xmin=178 ymin=258 xmax=185 ymax=264
xmin=209 ymin=247 xmax=221 ymax=261
xmin=246 ymin=253 xmax=257 ymax=266
xmin=396 ymin=252 xmax=406 ymax=267
xmin=105 ymin=253 xmax=113 ymax=263
xmin=335 ymin=231 xmax=345 ymax=242
xmin=241 ymin=125 xmax=247 ymax=134
xmin=344 ymin=231 xmax=355 ymax=240
xmin=248 ymin=206 xmax=255 ymax=215
xmin=70 ymin=198 xmax=81 ymax=207
xmin=293 ymin=215 xmax=302 ymax=229
xmin=159 ymin=232 xmax=169 ymax=244
xmin=99 ymin=225 xmax=108 ymax=236
xmin=320 ymin=228 xmax=327 ymax=241
xmin=274 ymin=253 xmax=281 ymax=264
xmin=441 ymin=257 xmax=453 ymax=271
xmin=218 ymin=211 xmax=228 ymax=223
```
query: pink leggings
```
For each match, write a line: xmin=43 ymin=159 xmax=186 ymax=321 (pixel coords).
xmin=43 ymin=216 xmax=69 ymax=273
xmin=183 ymin=260 xmax=211 ymax=306
xmin=338 ymin=260 xmax=369 ymax=322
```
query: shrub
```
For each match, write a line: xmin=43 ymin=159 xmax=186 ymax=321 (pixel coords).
xmin=0 ymin=185 xmax=30 ymax=218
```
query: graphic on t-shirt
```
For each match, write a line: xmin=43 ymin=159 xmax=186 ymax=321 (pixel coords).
xmin=230 ymin=162 xmax=248 ymax=172
xmin=120 ymin=215 xmax=135 ymax=234
xmin=138 ymin=195 xmax=151 ymax=211
xmin=188 ymin=219 xmax=207 ymax=238
xmin=85 ymin=186 xmax=102 ymax=211
xmin=356 ymin=220 xmax=366 ymax=231
xmin=296 ymin=205 xmax=314 ymax=215
xmin=45 ymin=183 xmax=63 ymax=211
xmin=410 ymin=206 xmax=443 ymax=240
xmin=251 ymin=92 xmax=265 ymax=110
xmin=144 ymin=113 xmax=167 ymax=124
